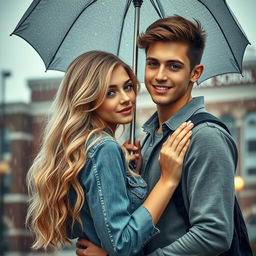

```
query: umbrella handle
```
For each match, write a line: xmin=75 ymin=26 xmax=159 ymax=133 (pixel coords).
xmin=130 ymin=1 xmax=141 ymax=148
xmin=129 ymin=107 xmax=136 ymax=146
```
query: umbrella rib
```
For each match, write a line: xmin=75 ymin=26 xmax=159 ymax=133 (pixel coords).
xmin=150 ymin=0 xmax=163 ymax=18
xmin=154 ymin=0 xmax=165 ymax=18
xmin=117 ymin=0 xmax=132 ymax=56
xmin=10 ymin=0 xmax=42 ymax=35
xmin=225 ymin=2 xmax=251 ymax=43
xmin=197 ymin=0 xmax=244 ymax=74
xmin=46 ymin=0 xmax=97 ymax=70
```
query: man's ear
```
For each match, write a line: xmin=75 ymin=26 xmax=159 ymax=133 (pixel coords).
xmin=190 ymin=64 xmax=204 ymax=83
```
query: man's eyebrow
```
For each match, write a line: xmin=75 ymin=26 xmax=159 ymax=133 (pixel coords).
xmin=166 ymin=60 xmax=184 ymax=65
xmin=146 ymin=57 xmax=184 ymax=65
xmin=146 ymin=57 xmax=158 ymax=61
xmin=108 ymin=79 xmax=132 ymax=88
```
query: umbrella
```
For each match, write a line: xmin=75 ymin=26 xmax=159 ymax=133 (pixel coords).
xmin=11 ymin=0 xmax=250 ymax=144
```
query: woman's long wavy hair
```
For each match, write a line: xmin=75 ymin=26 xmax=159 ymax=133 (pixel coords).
xmin=26 ymin=51 xmax=138 ymax=249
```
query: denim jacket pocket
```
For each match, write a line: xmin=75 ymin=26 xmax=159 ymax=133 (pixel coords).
xmin=126 ymin=174 xmax=148 ymax=212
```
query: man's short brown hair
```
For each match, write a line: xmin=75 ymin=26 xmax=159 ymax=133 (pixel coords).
xmin=138 ymin=15 xmax=206 ymax=70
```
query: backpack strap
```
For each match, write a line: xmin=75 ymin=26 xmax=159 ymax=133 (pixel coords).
xmin=173 ymin=112 xmax=231 ymax=230
xmin=188 ymin=112 xmax=231 ymax=135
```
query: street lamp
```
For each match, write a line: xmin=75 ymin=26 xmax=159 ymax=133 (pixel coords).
xmin=234 ymin=175 xmax=245 ymax=206
xmin=0 ymin=70 xmax=12 ymax=256
xmin=235 ymin=176 xmax=245 ymax=192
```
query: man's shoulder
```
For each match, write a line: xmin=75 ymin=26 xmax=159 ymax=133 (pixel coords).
xmin=189 ymin=121 xmax=237 ymax=155
xmin=192 ymin=121 xmax=229 ymax=136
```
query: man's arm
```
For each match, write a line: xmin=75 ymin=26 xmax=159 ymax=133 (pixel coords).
xmin=160 ymin=124 xmax=236 ymax=256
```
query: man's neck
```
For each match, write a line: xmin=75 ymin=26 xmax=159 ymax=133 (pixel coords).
xmin=157 ymin=95 xmax=192 ymax=133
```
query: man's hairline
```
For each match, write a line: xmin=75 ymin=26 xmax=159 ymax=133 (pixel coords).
xmin=143 ymin=40 xmax=199 ymax=73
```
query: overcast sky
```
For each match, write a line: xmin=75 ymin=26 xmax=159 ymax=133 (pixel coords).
xmin=0 ymin=0 xmax=256 ymax=103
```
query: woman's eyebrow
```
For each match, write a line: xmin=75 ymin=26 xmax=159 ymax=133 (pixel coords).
xmin=108 ymin=79 xmax=131 ymax=88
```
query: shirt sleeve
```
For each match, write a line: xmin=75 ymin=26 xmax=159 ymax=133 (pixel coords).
xmin=160 ymin=123 xmax=236 ymax=256
xmin=81 ymin=139 xmax=159 ymax=256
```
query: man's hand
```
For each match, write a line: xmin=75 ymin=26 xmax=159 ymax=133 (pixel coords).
xmin=76 ymin=238 xmax=108 ymax=256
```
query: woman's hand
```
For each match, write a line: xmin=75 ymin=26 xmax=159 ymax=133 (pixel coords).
xmin=142 ymin=121 xmax=193 ymax=225
xmin=122 ymin=139 xmax=142 ymax=173
xmin=159 ymin=121 xmax=193 ymax=186
xmin=76 ymin=238 xmax=108 ymax=256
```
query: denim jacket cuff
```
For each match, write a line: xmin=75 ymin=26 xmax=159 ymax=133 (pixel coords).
xmin=134 ymin=206 xmax=160 ymax=246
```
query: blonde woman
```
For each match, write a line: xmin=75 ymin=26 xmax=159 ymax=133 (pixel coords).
xmin=26 ymin=51 xmax=193 ymax=256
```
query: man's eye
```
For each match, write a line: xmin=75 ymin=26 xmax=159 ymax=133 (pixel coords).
xmin=169 ymin=64 xmax=180 ymax=70
xmin=106 ymin=90 xmax=115 ymax=97
xmin=124 ymin=83 xmax=134 ymax=91
xmin=147 ymin=62 xmax=158 ymax=67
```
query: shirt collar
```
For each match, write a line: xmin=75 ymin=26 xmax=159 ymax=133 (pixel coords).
xmin=142 ymin=111 xmax=159 ymax=133
xmin=142 ymin=96 xmax=205 ymax=133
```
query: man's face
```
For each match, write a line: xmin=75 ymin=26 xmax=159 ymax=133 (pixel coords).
xmin=145 ymin=41 xmax=198 ymax=108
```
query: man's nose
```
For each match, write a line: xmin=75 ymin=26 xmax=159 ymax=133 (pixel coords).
xmin=155 ymin=66 xmax=167 ymax=81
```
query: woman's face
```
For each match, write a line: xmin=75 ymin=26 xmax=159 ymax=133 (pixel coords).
xmin=95 ymin=65 xmax=136 ymax=131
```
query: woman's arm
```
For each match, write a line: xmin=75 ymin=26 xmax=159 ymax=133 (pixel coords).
xmin=81 ymin=140 xmax=158 ymax=256
xmin=76 ymin=124 xmax=193 ymax=256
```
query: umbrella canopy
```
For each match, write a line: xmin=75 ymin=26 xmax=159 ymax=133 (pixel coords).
xmin=11 ymin=0 xmax=250 ymax=144
xmin=11 ymin=0 xmax=250 ymax=84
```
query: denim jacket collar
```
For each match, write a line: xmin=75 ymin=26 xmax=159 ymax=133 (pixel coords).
xmin=103 ymin=128 xmax=115 ymax=137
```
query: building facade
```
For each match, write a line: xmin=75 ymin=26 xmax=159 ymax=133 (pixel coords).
xmin=1 ymin=57 xmax=256 ymax=255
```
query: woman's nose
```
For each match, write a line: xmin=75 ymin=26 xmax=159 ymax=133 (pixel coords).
xmin=120 ymin=91 xmax=130 ymax=104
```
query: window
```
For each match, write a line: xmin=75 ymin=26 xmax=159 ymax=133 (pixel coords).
xmin=3 ymin=172 xmax=11 ymax=194
xmin=0 ymin=223 xmax=9 ymax=252
xmin=247 ymin=168 xmax=256 ymax=175
xmin=0 ymin=128 xmax=10 ymax=156
xmin=247 ymin=215 xmax=256 ymax=226
xmin=3 ymin=128 xmax=10 ymax=154
xmin=243 ymin=112 xmax=256 ymax=178
xmin=246 ymin=214 xmax=256 ymax=241
xmin=0 ymin=128 xmax=11 ymax=193
xmin=248 ymin=119 xmax=256 ymax=126
xmin=248 ymin=140 xmax=256 ymax=153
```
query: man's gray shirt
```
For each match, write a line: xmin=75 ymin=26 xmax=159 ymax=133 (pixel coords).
xmin=141 ymin=97 xmax=237 ymax=256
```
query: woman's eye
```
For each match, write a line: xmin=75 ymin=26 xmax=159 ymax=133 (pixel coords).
xmin=124 ymin=83 xmax=134 ymax=91
xmin=106 ymin=90 xmax=115 ymax=97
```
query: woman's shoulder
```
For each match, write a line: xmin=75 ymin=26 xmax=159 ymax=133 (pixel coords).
xmin=87 ymin=132 xmax=121 ymax=157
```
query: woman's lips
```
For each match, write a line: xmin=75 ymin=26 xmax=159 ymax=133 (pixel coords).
xmin=117 ymin=106 xmax=132 ymax=115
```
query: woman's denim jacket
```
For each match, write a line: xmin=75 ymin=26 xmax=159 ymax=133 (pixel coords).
xmin=68 ymin=132 xmax=159 ymax=256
